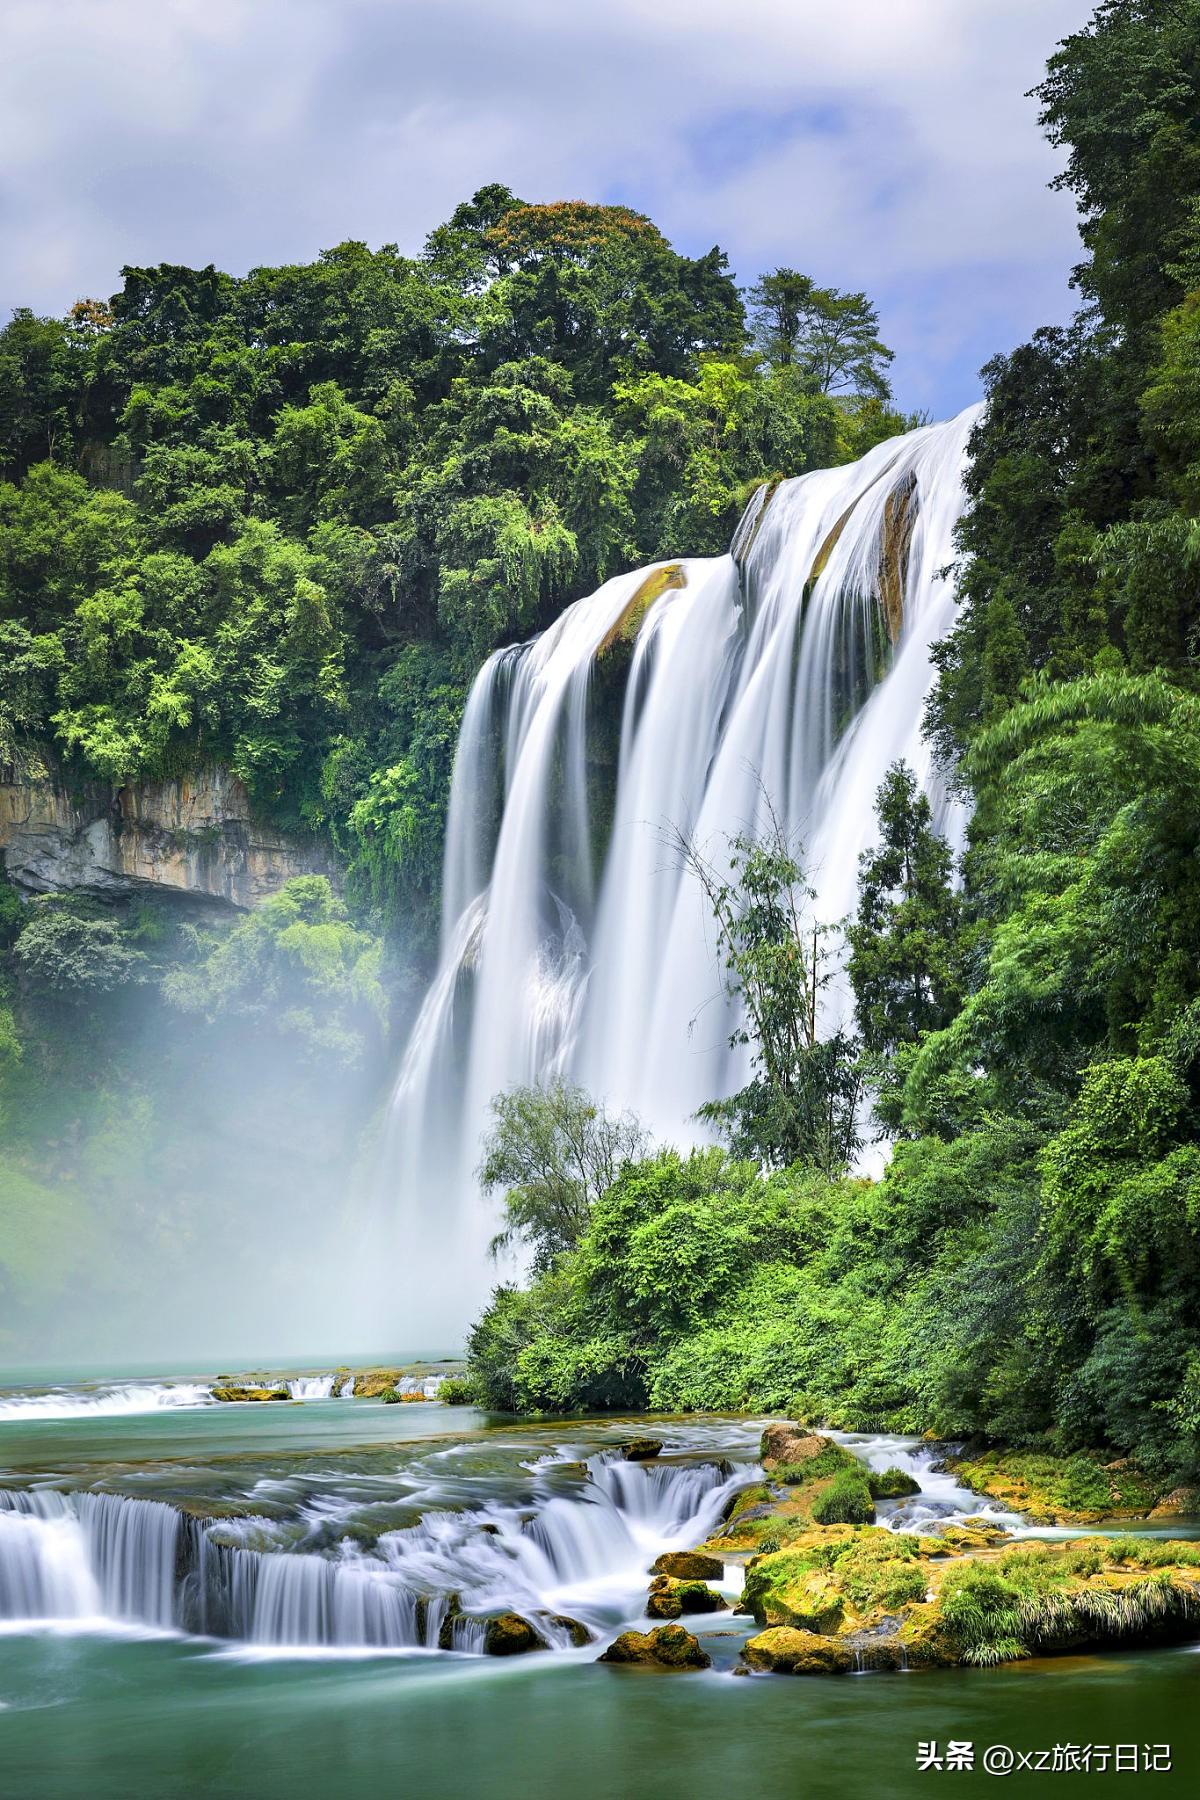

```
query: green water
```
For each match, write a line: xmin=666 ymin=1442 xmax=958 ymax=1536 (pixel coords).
xmin=1 ymin=1386 xmax=1197 ymax=1800
xmin=2 ymin=1631 xmax=1195 ymax=1800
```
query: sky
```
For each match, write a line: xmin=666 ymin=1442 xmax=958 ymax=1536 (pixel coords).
xmin=2 ymin=0 xmax=1097 ymax=419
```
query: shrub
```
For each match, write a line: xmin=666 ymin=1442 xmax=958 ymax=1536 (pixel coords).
xmin=811 ymin=1472 xmax=875 ymax=1524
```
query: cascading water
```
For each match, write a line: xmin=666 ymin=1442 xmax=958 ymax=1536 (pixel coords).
xmin=384 ymin=406 xmax=980 ymax=1337
xmin=0 ymin=1449 xmax=745 ymax=1652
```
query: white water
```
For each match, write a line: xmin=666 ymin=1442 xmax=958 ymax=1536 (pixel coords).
xmin=836 ymin=1432 xmax=1025 ymax=1535
xmin=0 ymin=1375 xmax=438 ymax=1419
xmin=384 ymin=408 xmax=980 ymax=1334
xmin=0 ymin=1450 xmax=744 ymax=1654
xmin=0 ymin=1382 xmax=215 ymax=1423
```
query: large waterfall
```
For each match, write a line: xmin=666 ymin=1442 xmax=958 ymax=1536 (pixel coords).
xmin=385 ymin=406 xmax=980 ymax=1340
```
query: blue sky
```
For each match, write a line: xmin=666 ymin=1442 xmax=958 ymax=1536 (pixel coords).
xmin=2 ymin=0 xmax=1095 ymax=418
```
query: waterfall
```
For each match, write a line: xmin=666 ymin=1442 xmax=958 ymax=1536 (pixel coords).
xmin=0 ymin=1454 xmax=743 ymax=1652
xmin=383 ymin=406 xmax=980 ymax=1337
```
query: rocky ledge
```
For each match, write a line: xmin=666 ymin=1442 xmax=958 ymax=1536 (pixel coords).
xmin=0 ymin=760 xmax=337 ymax=910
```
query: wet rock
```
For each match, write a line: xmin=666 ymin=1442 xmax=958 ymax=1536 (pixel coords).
xmin=621 ymin=1438 xmax=664 ymax=1461
xmin=482 ymin=1612 xmax=549 ymax=1656
xmin=1150 ymin=1487 xmax=1200 ymax=1518
xmin=868 ymin=1467 xmax=921 ymax=1499
xmin=547 ymin=1613 xmax=595 ymax=1647
xmin=647 ymin=1579 xmax=729 ymax=1620
xmin=742 ymin=1627 xmax=854 ymax=1675
xmin=651 ymin=1550 xmax=725 ymax=1581
xmin=598 ymin=1625 xmax=711 ymax=1670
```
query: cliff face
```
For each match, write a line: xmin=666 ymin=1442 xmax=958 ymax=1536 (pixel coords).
xmin=0 ymin=763 xmax=338 ymax=909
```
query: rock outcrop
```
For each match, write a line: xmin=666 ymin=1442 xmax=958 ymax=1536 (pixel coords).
xmin=598 ymin=1624 xmax=711 ymax=1670
xmin=0 ymin=760 xmax=337 ymax=910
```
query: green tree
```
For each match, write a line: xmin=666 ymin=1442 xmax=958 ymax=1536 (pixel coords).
xmin=677 ymin=811 xmax=862 ymax=1174
xmin=748 ymin=268 xmax=894 ymax=398
xmin=478 ymin=1081 xmax=648 ymax=1273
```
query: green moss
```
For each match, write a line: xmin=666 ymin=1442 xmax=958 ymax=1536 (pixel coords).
xmin=948 ymin=1448 xmax=1161 ymax=1520
xmin=811 ymin=1471 xmax=875 ymax=1525
xmin=868 ymin=1467 xmax=922 ymax=1499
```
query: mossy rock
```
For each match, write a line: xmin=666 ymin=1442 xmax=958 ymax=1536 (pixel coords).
xmin=868 ymin=1467 xmax=921 ymax=1500
xmin=598 ymin=1625 xmax=711 ymax=1670
xmin=651 ymin=1550 xmax=725 ymax=1581
xmin=621 ymin=1438 xmax=664 ymax=1462
xmin=742 ymin=1627 xmax=854 ymax=1675
xmin=811 ymin=1472 xmax=875 ymax=1525
xmin=760 ymin=1425 xmax=845 ymax=1471
xmin=210 ymin=1385 xmax=289 ymax=1403
xmin=647 ymin=1578 xmax=728 ymax=1620
xmin=740 ymin=1554 xmax=848 ymax=1633
xmin=482 ymin=1611 xmax=549 ymax=1656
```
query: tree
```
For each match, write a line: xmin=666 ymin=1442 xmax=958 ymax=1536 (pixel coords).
xmin=747 ymin=268 xmax=894 ymax=399
xmin=477 ymin=1080 xmax=648 ymax=1273
xmin=847 ymin=763 xmax=963 ymax=1106
xmin=676 ymin=807 xmax=861 ymax=1175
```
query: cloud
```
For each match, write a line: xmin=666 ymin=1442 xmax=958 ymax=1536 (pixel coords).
xmin=1 ymin=0 xmax=1094 ymax=415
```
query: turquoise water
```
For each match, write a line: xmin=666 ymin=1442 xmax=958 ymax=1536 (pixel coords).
xmin=1 ymin=1382 xmax=1197 ymax=1800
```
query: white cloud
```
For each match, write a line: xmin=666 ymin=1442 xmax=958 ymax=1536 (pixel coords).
xmin=0 ymin=0 xmax=1095 ymax=413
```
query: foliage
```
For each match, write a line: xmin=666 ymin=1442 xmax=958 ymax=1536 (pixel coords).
xmin=810 ymin=1471 xmax=876 ymax=1525
xmin=678 ymin=814 xmax=861 ymax=1174
xmin=747 ymin=269 xmax=894 ymax=399
xmin=477 ymin=1080 xmax=647 ymax=1273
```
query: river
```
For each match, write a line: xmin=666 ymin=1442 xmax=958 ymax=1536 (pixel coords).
xmin=0 ymin=1374 xmax=1196 ymax=1798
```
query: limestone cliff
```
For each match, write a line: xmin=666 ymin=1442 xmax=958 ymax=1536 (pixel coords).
xmin=0 ymin=761 xmax=338 ymax=909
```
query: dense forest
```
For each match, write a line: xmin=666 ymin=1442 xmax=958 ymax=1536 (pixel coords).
xmin=0 ymin=183 xmax=903 ymax=1341
xmin=4 ymin=0 xmax=1200 ymax=1489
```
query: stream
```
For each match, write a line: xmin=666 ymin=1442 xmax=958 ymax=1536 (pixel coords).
xmin=0 ymin=1374 xmax=1197 ymax=1797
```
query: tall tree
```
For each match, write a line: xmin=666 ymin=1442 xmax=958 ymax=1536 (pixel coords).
xmin=747 ymin=268 xmax=894 ymax=399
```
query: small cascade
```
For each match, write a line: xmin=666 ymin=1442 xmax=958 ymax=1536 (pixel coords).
xmin=287 ymin=1377 xmax=336 ymax=1401
xmin=0 ymin=1452 xmax=746 ymax=1654
xmin=0 ymin=1489 xmax=179 ymax=1629
xmin=0 ymin=1381 xmax=215 ymax=1422
xmin=837 ymin=1432 xmax=1024 ymax=1533
xmin=382 ymin=407 xmax=981 ymax=1338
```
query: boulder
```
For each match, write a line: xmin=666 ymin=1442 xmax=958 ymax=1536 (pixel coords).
xmin=621 ymin=1439 xmax=664 ymax=1462
xmin=646 ymin=1578 xmax=728 ymax=1620
xmin=868 ymin=1467 xmax=921 ymax=1500
xmin=1150 ymin=1488 xmax=1200 ymax=1518
xmin=760 ymin=1424 xmax=831 ymax=1470
xmin=742 ymin=1627 xmax=854 ymax=1675
xmin=598 ymin=1625 xmax=711 ymax=1670
xmin=482 ymin=1612 xmax=548 ymax=1656
xmin=651 ymin=1550 xmax=725 ymax=1581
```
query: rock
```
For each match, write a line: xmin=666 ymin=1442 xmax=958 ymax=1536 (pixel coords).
xmin=0 ymin=759 xmax=338 ymax=908
xmin=760 ymin=1424 xmax=831 ymax=1470
xmin=1150 ymin=1488 xmax=1200 ymax=1518
xmin=811 ymin=1472 xmax=875 ymax=1525
xmin=740 ymin=1557 xmax=847 ymax=1633
xmin=598 ymin=1625 xmax=711 ymax=1670
xmin=651 ymin=1550 xmax=725 ymax=1581
xmin=646 ymin=1578 xmax=728 ymax=1620
xmin=868 ymin=1467 xmax=921 ymax=1499
xmin=742 ymin=1628 xmax=854 ymax=1675
xmin=482 ymin=1612 xmax=548 ymax=1656
xmin=210 ymin=1385 xmax=290 ymax=1403
xmin=547 ymin=1613 xmax=595 ymax=1648
xmin=621 ymin=1438 xmax=664 ymax=1461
